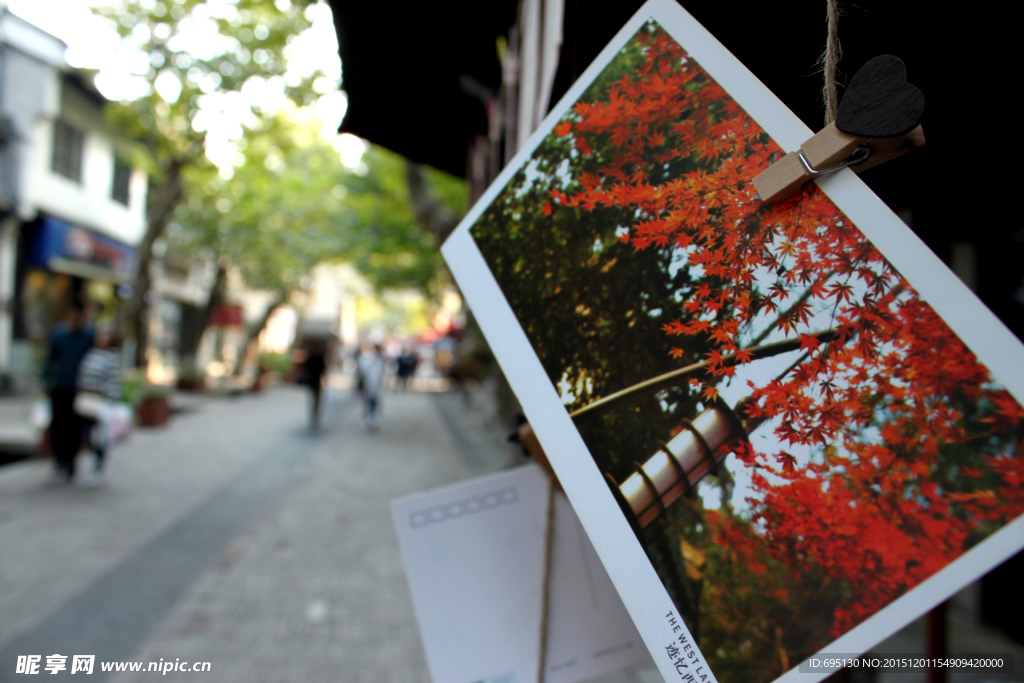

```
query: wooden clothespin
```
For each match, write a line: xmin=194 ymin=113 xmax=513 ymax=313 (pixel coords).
xmin=754 ymin=55 xmax=926 ymax=203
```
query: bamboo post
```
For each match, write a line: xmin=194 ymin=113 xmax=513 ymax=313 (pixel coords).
xmin=617 ymin=404 xmax=746 ymax=527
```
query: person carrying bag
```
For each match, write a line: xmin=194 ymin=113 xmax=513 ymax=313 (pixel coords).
xmin=75 ymin=325 xmax=124 ymax=486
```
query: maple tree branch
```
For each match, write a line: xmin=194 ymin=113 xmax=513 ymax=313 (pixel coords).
xmin=735 ymin=350 xmax=815 ymax=436
xmin=777 ymin=350 xmax=812 ymax=383
xmin=570 ymin=329 xmax=839 ymax=420
xmin=748 ymin=270 xmax=837 ymax=348
xmin=768 ymin=193 xmax=808 ymax=280
xmin=826 ymin=243 xmax=876 ymax=329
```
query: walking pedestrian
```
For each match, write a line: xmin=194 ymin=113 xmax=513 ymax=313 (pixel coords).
xmin=356 ymin=343 xmax=385 ymax=430
xmin=75 ymin=324 xmax=122 ymax=486
xmin=395 ymin=346 xmax=419 ymax=391
xmin=41 ymin=300 xmax=94 ymax=482
xmin=303 ymin=342 xmax=329 ymax=430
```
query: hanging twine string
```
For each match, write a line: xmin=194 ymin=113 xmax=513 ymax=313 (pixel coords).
xmin=821 ymin=0 xmax=842 ymax=125
xmin=537 ymin=471 xmax=557 ymax=683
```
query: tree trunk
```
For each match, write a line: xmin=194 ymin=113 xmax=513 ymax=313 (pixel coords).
xmin=405 ymin=161 xmax=462 ymax=242
xmin=178 ymin=260 xmax=228 ymax=367
xmin=233 ymin=292 xmax=288 ymax=377
xmin=125 ymin=157 xmax=185 ymax=368
xmin=405 ymin=160 xmax=522 ymax=426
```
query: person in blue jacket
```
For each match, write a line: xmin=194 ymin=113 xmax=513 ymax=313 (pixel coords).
xmin=42 ymin=299 xmax=94 ymax=482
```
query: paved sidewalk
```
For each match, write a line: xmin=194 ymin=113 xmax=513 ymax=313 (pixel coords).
xmin=0 ymin=382 xmax=660 ymax=682
xmin=0 ymin=389 xmax=316 ymax=662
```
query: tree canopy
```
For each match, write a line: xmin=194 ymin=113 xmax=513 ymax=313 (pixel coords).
xmin=91 ymin=0 xmax=324 ymax=362
xmin=95 ymin=0 xmax=323 ymax=167
xmin=172 ymin=116 xmax=461 ymax=297
xmin=91 ymin=0 xmax=465 ymax=363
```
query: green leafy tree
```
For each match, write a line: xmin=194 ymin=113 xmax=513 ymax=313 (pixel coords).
xmin=343 ymin=148 xmax=462 ymax=294
xmin=92 ymin=0 xmax=322 ymax=365
xmin=171 ymin=114 xmax=335 ymax=365
xmin=171 ymin=115 xmax=464 ymax=367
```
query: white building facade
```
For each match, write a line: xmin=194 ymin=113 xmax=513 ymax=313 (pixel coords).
xmin=0 ymin=8 xmax=146 ymax=392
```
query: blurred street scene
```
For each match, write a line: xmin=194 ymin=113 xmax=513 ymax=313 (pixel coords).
xmin=0 ymin=378 xmax=531 ymax=682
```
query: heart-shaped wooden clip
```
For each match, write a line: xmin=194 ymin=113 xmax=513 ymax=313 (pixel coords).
xmin=837 ymin=54 xmax=924 ymax=137
xmin=753 ymin=55 xmax=926 ymax=203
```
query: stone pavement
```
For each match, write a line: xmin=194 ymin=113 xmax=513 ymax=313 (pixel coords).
xmin=0 ymin=382 xmax=661 ymax=683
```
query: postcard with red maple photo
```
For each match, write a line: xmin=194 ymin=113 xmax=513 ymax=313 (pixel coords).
xmin=441 ymin=1 xmax=1024 ymax=681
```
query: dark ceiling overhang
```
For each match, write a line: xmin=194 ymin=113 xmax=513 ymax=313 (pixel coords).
xmin=327 ymin=2 xmax=1020 ymax=341
xmin=328 ymin=1 xmax=519 ymax=178
xmin=327 ymin=2 xmax=956 ymax=179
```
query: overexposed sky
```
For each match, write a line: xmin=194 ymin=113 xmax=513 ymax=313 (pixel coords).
xmin=6 ymin=0 xmax=366 ymax=171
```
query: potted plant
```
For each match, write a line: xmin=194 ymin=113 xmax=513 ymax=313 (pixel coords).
xmin=121 ymin=369 xmax=145 ymax=406
xmin=137 ymin=385 xmax=171 ymax=427
xmin=253 ymin=353 xmax=291 ymax=392
xmin=176 ymin=365 xmax=206 ymax=393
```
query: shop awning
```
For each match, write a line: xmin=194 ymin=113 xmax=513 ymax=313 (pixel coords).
xmin=28 ymin=216 xmax=136 ymax=283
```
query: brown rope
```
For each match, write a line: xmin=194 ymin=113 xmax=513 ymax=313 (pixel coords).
xmin=537 ymin=471 xmax=557 ymax=683
xmin=821 ymin=0 xmax=842 ymax=125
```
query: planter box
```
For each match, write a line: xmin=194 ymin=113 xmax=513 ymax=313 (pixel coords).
xmin=176 ymin=377 xmax=206 ymax=393
xmin=137 ymin=396 xmax=170 ymax=427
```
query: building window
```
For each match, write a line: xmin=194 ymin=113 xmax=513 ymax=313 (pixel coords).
xmin=52 ymin=119 xmax=84 ymax=183
xmin=112 ymin=159 xmax=131 ymax=205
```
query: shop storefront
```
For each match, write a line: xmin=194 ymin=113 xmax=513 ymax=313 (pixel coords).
xmin=10 ymin=215 xmax=136 ymax=390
